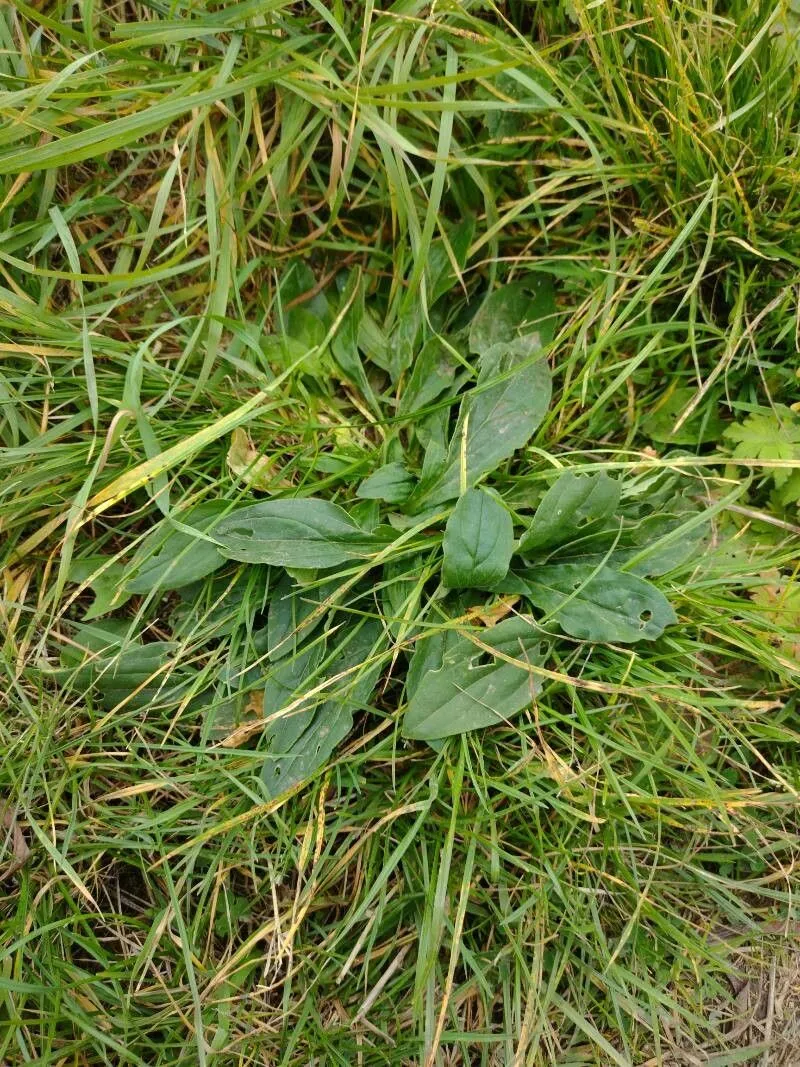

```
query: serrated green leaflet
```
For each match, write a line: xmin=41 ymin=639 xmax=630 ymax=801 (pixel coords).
xmin=519 ymin=471 xmax=621 ymax=554
xmin=442 ymin=488 xmax=513 ymax=590
xmin=403 ymin=616 xmax=548 ymax=740
xmin=213 ymin=498 xmax=389 ymax=567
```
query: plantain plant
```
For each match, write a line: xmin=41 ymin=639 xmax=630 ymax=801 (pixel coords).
xmin=57 ymin=277 xmax=708 ymax=798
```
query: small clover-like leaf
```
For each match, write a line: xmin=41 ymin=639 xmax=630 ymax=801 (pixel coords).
xmin=442 ymin=488 xmax=513 ymax=590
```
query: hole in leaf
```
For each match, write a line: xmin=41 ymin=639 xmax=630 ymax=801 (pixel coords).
xmin=537 ymin=642 xmax=548 ymax=658
xmin=229 ymin=525 xmax=255 ymax=538
xmin=469 ymin=652 xmax=494 ymax=670
xmin=639 ymin=609 xmax=653 ymax=626
xmin=572 ymin=580 xmax=583 ymax=590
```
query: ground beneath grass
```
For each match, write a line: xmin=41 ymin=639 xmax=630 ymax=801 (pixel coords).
xmin=2 ymin=2 xmax=800 ymax=1064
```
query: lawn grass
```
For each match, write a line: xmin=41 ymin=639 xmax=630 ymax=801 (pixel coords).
xmin=2 ymin=1 xmax=800 ymax=1063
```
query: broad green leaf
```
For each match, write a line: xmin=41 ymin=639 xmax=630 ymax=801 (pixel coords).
xmin=402 ymin=616 xmax=548 ymax=740
xmin=171 ymin=570 xmax=269 ymax=643
xmin=213 ymin=498 xmax=388 ymax=567
xmin=68 ymin=557 xmax=131 ymax=619
xmin=260 ymin=618 xmax=386 ymax=798
xmin=357 ymin=462 xmax=415 ymax=504
xmin=413 ymin=337 xmax=551 ymax=509
xmin=126 ymin=501 xmax=229 ymax=594
xmin=405 ymin=628 xmax=455 ymax=700
xmin=387 ymin=306 xmax=422 ymax=382
xmin=443 ymin=488 xmax=513 ymax=590
xmin=262 ymin=332 xmax=318 ymax=374
xmin=357 ymin=308 xmax=392 ymax=374
xmin=397 ymin=336 xmax=463 ymax=418
xmin=55 ymin=623 xmax=194 ymax=710
xmin=558 ymin=510 xmax=709 ymax=577
xmin=381 ymin=554 xmax=430 ymax=638
xmin=416 ymin=406 xmax=451 ymax=470
xmin=350 ymin=498 xmax=380 ymax=530
xmin=262 ymin=639 xmax=328 ymax=750
xmin=519 ymin=472 xmax=621 ymax=555
xmin=518 ymin=563 xmax=677 ymax=642
xmin=427 ymin=216 xmax=475 ymax=304
xmin=483 ymin=70 xmax=530 ymax=139
xmin=280 ymin=261 xmax=330 ymax=321
xmin=330 ymin=270 xmax=380 ymax=414
xmin=266 ymin=574 xmax=340 ymax=661
xmin=617 ymin=512 xmax=708 ymax=576
xmin=469 ymin=275 xmax=556 ymax=355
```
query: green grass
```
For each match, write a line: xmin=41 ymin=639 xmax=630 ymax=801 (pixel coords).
xmin=2 ymin=1 xmax=800 ymax=1063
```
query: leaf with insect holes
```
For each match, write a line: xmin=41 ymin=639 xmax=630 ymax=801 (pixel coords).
xmin=126 ymin=501 xmax=229 ymax=594
xmin=469 ymin=275 xmax=556 ymax=354
xmin=506 ymin=563 xmax=676 ymax=643
xmin=519 ymin=472 xmax=621 ymax=555
xmin=260 ymin=618 xmax=386 ymax=798
xmin=402 ymin=616 xmax=548 ymax=740
xmin=357 ymin=462 xmax=415 ymax=504
xmin=213 ymin=498 xmax=390 ymax=568
xmin=412 ymin=337 xmax=551 ymax=509
xmin=443 ymin=488 xmax=514 ymax=590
